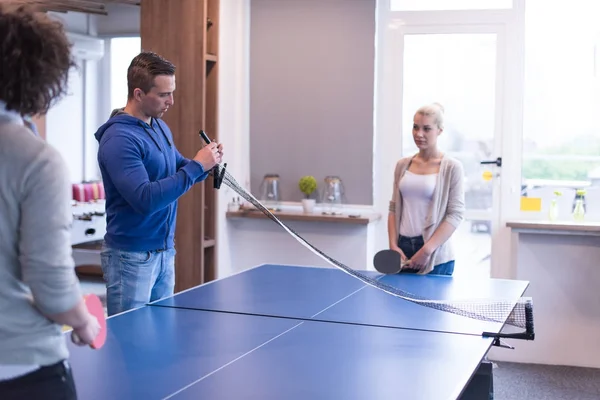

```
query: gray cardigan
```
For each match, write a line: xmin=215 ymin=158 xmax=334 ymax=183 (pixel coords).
xmin=388 ymin=155 xmax=465 ymax=274
xmin=0 ymin=104 xmax=81 ymax=367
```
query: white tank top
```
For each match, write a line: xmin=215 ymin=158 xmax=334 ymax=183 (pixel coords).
xmin=398 ymin=170 xmax=438 ymax=237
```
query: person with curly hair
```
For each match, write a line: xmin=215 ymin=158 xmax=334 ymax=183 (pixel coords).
xmin=0 ymin=5 xmax=101 ymax=399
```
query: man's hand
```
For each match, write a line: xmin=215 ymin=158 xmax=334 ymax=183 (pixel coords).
xmin=194 ymin=142 xmax=223 ymax=170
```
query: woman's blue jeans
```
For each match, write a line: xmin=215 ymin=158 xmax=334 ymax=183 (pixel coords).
xmin=397 ymin=235 xmax=454 ymax=276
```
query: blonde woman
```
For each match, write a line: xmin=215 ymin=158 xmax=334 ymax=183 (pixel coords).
xmin=388 ymin=103 xmax=465 ymax=275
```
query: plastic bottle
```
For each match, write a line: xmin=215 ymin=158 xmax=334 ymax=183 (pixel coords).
xmin=572 ymin=189 xmax=586 ymax=221
xmin=548 ymin=190 xmax=561 ymax=221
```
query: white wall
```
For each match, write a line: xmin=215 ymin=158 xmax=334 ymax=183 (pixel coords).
xmin=249 ymin=0 xmax=376 ymax=205
xmin=215 ymin=0 xmax=383 ymax=276
xmin=489 ymin=230 xmax=600 ymax=368
xmin=84 ymin=53 xmax=101 ymax=181
xmin=215 ymin=1 xmax=391 ymax=277
xmin=225 ymin=216 xmax=377 ymax=274
xmin=46 ymin=12 xmax=103 ymax=183
xmin=216 ymin=0 xmax=252 ymax=278
xmin=46 ymin=62 xmax=85 ymax=183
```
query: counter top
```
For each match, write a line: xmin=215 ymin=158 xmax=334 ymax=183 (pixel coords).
xmin=506 ymin=219 xmax=600 ymax=236
xmin=226 ymin=208 xmax=381 ymax=225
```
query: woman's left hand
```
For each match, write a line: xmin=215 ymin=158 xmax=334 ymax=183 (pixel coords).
xmin=406 ymin=245 xmax=433 ymax=272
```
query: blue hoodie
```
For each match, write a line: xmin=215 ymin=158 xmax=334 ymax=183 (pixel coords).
xmin=94 ymin=110 xmax=209 ymax=252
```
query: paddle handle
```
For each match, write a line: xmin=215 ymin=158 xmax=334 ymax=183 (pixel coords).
xmin=199 ymin=130 xmax=211 ymax=144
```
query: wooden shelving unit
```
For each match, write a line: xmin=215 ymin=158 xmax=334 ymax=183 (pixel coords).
xmin=203 ymin=0 xmax=219 ymax=283
xmin=140 ymin=0 xmax=219 ymax=292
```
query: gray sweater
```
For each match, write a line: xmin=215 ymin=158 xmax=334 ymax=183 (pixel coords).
xmin=0 ymin=105 xmax=82 ymax=367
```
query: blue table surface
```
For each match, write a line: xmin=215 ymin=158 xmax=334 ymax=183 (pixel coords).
xmin=67 ymin=306 xmax=299 ymax=400
xmin=153 ymin=264 xmax=381 ymax=319
xmin=68 ymin=264 xmax=529 ymax=399
xmin=68 ymin=305 xmax=494 ymax=400
xmin=152 ymin=264 xmax=529 ymax=335
xmin=172 ymin=321 xmax=494 ymax=400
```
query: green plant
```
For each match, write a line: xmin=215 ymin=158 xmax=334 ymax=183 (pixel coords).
xmin=298 ymin=175 xmax=317 ymax=199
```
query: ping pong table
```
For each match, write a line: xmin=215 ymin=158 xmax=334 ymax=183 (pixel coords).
xmin=67 ymin=263 xmax=529 ymax=400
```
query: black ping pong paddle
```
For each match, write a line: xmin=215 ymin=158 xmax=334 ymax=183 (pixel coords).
xmin=373 ymin=249 xmax=405 ymax=274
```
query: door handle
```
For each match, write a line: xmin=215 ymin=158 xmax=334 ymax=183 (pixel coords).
xmin=480 ymin=157 xmax=502 ymax=167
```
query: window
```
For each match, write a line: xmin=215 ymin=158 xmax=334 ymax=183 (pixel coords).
xmin=109 ymin=37 xmax=141 ymax=112
xmin=46 ymin=61 xmax=85 ymax=183
xmin=390 ymin=0 xmax=512 ymax=11
xmin=521 ymin=0 xmax=600 ymax=220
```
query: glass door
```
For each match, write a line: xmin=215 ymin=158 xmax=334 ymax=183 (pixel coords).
xmin=374 ymin=2 xmax=525 ymax=278
xmin=400 ymin=31 xmax=500 ymax=278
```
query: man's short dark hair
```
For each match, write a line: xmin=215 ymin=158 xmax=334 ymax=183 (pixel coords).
xmin=127 ymin=51 xmax=176 ymax=99
xmin=0 ymin=4 xmax=76 ymax=115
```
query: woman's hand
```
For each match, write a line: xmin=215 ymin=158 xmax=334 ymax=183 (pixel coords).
xmin=405 ymin=245 xmax=433 ymax=272
xmin=390 ymin=245 xmax=408 ymax=269
xmin=389 ymin=245 xmax=406 ymax=261
xmin=71 ymin=313 xmax=101 ymax=347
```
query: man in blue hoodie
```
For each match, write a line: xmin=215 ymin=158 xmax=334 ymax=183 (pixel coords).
xmin=95 ymin=51 xmax=223 ymax=316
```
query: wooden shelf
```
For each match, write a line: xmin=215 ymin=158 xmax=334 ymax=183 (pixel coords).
xmin=205 ymin=53 xmax=218 ymax=63
xmin=507 ymin=219 xmax=600 ymax=236
xmin=226 ymin=209 xmax=381 ymax=225
xmin=203 ymin=238 xmax=216 ymax=248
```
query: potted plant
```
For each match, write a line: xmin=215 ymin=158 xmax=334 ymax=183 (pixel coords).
xmin=298 ymin=175 xmax=317 ymax=213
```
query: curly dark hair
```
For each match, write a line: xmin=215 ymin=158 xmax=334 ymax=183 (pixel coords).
xmin=127 ymin=51 xmax=176 ymax=99
xmin=0 ymin=4 xmax=76 ymax=116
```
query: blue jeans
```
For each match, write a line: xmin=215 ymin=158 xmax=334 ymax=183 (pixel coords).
xmin=397 ymin=235 xmax=454 ymax=276
xmin=100 ymin=245 xmax=176 ymax=316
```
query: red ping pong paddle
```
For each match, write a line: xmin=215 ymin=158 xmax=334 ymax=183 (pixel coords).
xmin=72 ymin=294 xmax=106 ymax=349
xmin=373 ymin=249 xmax=408 ymax=274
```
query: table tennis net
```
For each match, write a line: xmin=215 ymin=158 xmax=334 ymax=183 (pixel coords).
xmin=217 ymin=166 xmax=534 ymax=340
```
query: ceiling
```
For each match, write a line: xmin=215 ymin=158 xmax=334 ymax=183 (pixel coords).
xmin=3 ymin=0 xmax=140 ymax=15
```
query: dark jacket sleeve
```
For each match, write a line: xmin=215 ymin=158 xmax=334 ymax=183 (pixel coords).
xmin=175 ymin=147 xmax=211 ymax=183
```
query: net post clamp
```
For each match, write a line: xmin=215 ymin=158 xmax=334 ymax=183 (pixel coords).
xmin=487 ymin=336 xmax=514 ymax=350
xmin=482 ymin=331 xmax=535 ymax=342
xmin=214 ymin=163 xmax=227 ymax=189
